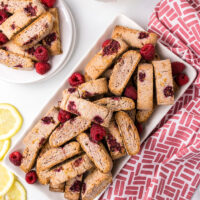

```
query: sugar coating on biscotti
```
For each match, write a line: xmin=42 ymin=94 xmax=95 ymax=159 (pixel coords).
xmin=109 ymin=50 xmax=141 ymax=96
xmin=137 ymin=63 xmax=153 ymax=110
xmin=49 ymin=182 xmax=65 ymax=193
xmin=81 ymin=168 xmax=112 ymax=200
xmin=152 ymin=59 xmax=174 ymax=105
xmin=76 ymin=133 xmax=113 ymax=173
xmin=85 ymin=37 xmax=128 ymax=80
xmin=0 ymin=49 xmax=34 ymax=70
xmin=115 ymin=111 xmax=140 ymax=156
xmin=112 ymin=25 xmax=158 ymax=48
xmin=13 ymin=12 xmax=54 ymax=49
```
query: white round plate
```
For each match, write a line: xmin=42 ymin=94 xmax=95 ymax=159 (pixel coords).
xmin=0 ymin=0 xmax=76 ymax=84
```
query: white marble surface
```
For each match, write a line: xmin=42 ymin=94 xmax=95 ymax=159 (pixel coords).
xmin=0 ymin=0 xmax=199 ymax=199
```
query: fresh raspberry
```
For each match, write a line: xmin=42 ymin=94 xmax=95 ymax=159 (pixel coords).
xmin=171 ymin=62 xmax=185 ymax=76
xmin=90 ymin=124 xmax=106 ymax=143
xmin=136 ymin=122 xmax=143 ymax=134
xmin=41 ymin=0 xmax=56 ymax=7
xmin=124 ymin=85 xmax=137 ymax=100
xmin=35 ymin=62 xmax=51 ymax=75
xmin=140 ymin=44 xmax=155 ymax=61
xmin=9 ymin=151 xmax=22 ymax=166
xmin=58 ymin=109 xmax=71 ymax=123
xmin=34 ymin=46 xmax=49 ymax=62
xmin=25 ymin=170 xmax=37 ymax=184
xmin=68 ymin=72 xmax=85 ymax=87
xmin=0 ymin=9 xmax=8 ymax=25
xmin=102 ymin=39 xmax=111 ymax=48
xmin=0 ymin=32 xmax=8 ymax=45
xmin=175 ymin=73 xmax=189 ymax=86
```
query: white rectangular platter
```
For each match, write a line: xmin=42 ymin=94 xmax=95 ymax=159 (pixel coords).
xmin=4 ymin=14 xmax=197 ymax=200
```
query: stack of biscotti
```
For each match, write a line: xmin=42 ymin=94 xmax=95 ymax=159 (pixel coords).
xmin=0 ymin=0 xmax=62 ymax=73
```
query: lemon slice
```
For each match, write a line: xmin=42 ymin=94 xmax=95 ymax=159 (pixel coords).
xmin=0 ymin=164 xmax=14 ymax=196
xmin=0 ymin=139 xmax=10 ymax=160
xmin=5 ymin=181 xmax=26 ymax=200
xmin=0 ymin=104 xmax=23 ymax=140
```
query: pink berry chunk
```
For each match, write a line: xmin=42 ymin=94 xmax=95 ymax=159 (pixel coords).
xmin=68 ymin=72 xmax=85 ymax=87
xmin=82 ymin=183 xmax=86 ymax=194
xmin=25 ymin=170 xmax=37 ymax=184
xmin=93 ymin=116 xmax=103 ymax=124
xmin=70 ymin=180 xmax=82 ymax=192
xmin=107 ymin=134 xmax=122 ymax=152
xmin=24 ymin=3 xmax=37 ymax=16
xmin=163 ymin=86 xmax=174 ymax=97
xmin=67 ymin=101 xmax=80 ymax=115
xmin=139 ymin=72 xmax=146 ymax=82
xmin=102 ymin=39 xmax=120 ymax=56
xmin=138 ymin=32 xmax=149 ymax=39
xmin=90 ymin=123 xmax=106 ymax=143
xmin=0 ymin=9 xmax=8 ymax=25
xmin=41 ymin=116 xmax=55 ymax=124
xmin=58 ymin=109 xmax=71 ymax=123
xmin=102 ymin=39 xmax=111 ymax=48
xmin=73 ymin=157 xmax=83 ymax=167
xmin=44 ymin=32 xmax=57 ymax=46
xmin=9 ymin=151 xmax=22 ymax=166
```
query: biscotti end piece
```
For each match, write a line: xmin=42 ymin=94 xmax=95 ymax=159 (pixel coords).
xmin=49 ymin=182 xmax=65 ymax=193
xmin=13 ymin=12 xmax=54 ymax=49
xmin=112 ymin=25 xmax=158 ymax=48
xmin=136 ymin=109 xmax=153 ymax=123
xmin=137 ymin=63 xmax=153 ymax=110
xmin=76 ymin=133 xmax=113 ymax=173
xmin=43 ymin=8 xmax=62 ymax=55
xmin=109 ymin=50 xmax=141 ymax=96
xmin=115 ymin=111 xmax=140 ymax=156
xmin=82 ymin=169 xmax=112 ymax=200
xmin=152 ymin=59 xmax=174 ymax=105
xmin=85 ymin=38 xmax=128 ymax=80
xmin=0 ymin=49 xmax=34 ymax=70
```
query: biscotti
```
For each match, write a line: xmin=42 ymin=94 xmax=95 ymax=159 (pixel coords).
xmin=101 ymin=68 xmax=113 ymax=79
xmin=109 ymin=50 xmax=141 ymax=96
xmin=50 ymin=154 xmax=94 ymax=185
xmin=105 ymin=121 xmax=126 ymax=160
xmin=81 ymin=169 xmax=112 ymax=200
xmin=49 ymin=116 xmax=91 ymax=147
xmin=152 ymin=59 xmax=174 ymax=105
xmin=13 ymin=12 xmax=54 ymax=49
xmin=37 ymin=141 xmax=82 ymax=170
xmin=76 ymin=133 xmax=113 ymax=173
xmin=112 ymin=25 xmax=158 ymax=48
xmin=137 ymin=63 xmax=153 ymax=110
xmin=85 ymin=38 xmax=128 ymax=80
xmin=43 ymin=8 xmax=62 ymax=55
xmin=94 ymin=97 xmax=135 ymax=111
xmin=0 ymin=49 xmax=34 ymax=70
xmin=49 ymin=182 xmax=65 ymax=193
xmin=60 ymin=94 xmax=113 ymax=127
xmin=126 ymin=109 xmax=136 ymax=122
xmin=64 ymin=175 xmax=83 ymax=200
xmin=115 ymin=111 xmax=140 ymax=156
xmin=136 ymin=109 xmax=153 ymax=123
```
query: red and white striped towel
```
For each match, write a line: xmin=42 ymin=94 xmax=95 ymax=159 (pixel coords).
xmin=100 ymin=0 xmax=200 ymax=199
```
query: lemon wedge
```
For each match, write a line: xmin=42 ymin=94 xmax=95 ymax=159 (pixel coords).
xmin=0 ymin=104 xmax=23 ymax=140
xmin=0 ymin=139 xmax=10 ymax=160
xmin=0 ymin=164 xmax=14 ymax=196
xmin=5 ymin=181 xmax=26 ymax=200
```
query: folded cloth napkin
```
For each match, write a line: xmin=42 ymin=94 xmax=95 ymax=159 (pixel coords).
xmin=100 ymin=0 xmax=200 ymax=199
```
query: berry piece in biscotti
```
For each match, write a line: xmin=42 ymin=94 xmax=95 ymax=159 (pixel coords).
xmin=115 ymin=111 xmax=140 ymax=156
xmin=109 ymin=50 xmax=141 ymax=96
xmin=112 ymin=25 xmax=158 ymax=48
xmin=0 ymin=49 xmax=34 ymax=70
xmin=84 ymin=37 xmax=128 ymax=80
xmin=81 ymin=168 xmax=112 ymax=200
xmin=49 ymin=182 xmax=65 ymax=193
xmin=152 ymin=59 xmax=174 ymax=105
xmin=76 ymin=133 xmax=113 ymax=173
xmin=13 ymin=12 xmax=54 ymax=49
xmin=137 ymin=63 xmax=153 ymax=110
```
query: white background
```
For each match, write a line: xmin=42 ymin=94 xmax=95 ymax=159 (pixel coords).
xmin=0 ymin=0 xmax=199 ymax=199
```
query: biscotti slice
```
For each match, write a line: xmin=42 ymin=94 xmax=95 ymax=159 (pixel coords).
xmin=13 ymin=12 xmax=54 ymax=49
xmin=49 ymin=182 xmax=65 ymax=193
xmin=136 ymin=109 xmax=154 ymax=123
xmin=76 ymin=133 xmax=113 ymax=173
xmin=152 ymin=59 xmax=174 ymax=105
xmin=49 ymin=116 xmax=91 ymax=147
xmin=64 ymin=175 xmax=83 ymax=200
xmin=109 ymin=50 xmax=141 ymax=96
xmin=50 ymin=154 xmax=94 ymax=185
xmin=37 ymin=141 xmax=82 ymax=170
xmin=43 ymin=8 xmax=62 ymax=55
xmin=94 ymin=97 xmax=135 ymax=111
xmin=85 ymin=38 xmax=128 ymax=80
xmin=115 ymin=111 xmax=140 ymax=156
xmin=126 ymin=109 xmax=136 ymax=122
xmin=64 ymin=78 xmax=108 ymax=99
xmin=112 ymin=25 xmax=158 ymax=48
xmin=81 ymin=169 xmax=112 ymax=200
xmin=105 ymin=121 xmax=126 ymax=160
xmin=60 ymin=94 xmax=113 ymax=127
xmin=0 ymin=49 xmax=34 ymax=70
xmin=21 ymin=107 xmax=60 ymax=173
xmin=101 ymin=68 xmax=113 ymax=79
xmin=2 ymin=41 xmax=38 ymax=61
xmin=137 ymin=63 xmax=153 ymax=110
